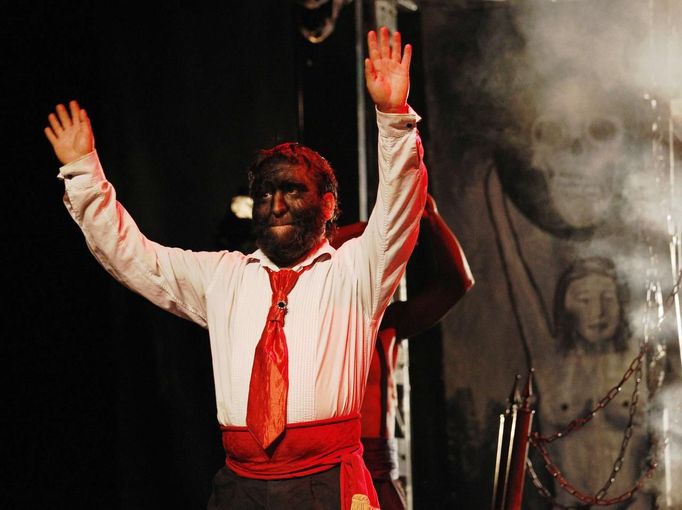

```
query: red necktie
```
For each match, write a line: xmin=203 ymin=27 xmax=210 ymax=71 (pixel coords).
xmin=246 ymin=268 xmax=302 ymax=450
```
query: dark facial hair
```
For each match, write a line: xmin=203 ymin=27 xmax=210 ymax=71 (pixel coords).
xmin=252 ymin=201 xmax=326 ymax=267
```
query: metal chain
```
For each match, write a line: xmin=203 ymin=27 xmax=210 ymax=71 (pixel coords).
xmin=662 ymin=269 xmax=682 ymax=311
xmin=524 ymin=267 xmax=678 ymax=507
xmin=533 ymin=346 xmax=647 ymax=444
xmin=524 ymin=279 xmax=674 ymax=507
xmin=523 ymin=272 xmax=674 ymax=508
xmin=526 ymin=354 xmax=654 ymax=507
xmin=595 ymin=358 xmax=642 ymax=499
xmin=526 ymin=435 xmax=659 ymax=508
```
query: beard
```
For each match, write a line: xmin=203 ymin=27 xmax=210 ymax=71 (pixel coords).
xmin=252 ymin=203 xmax=326 ymax=267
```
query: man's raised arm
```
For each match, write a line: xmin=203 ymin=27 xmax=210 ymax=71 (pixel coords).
xmin=43 ymin=101 xmax=222 ymax=328
xmin=343 ymin=27 xmax=427 ymax=322
xmin=44 ymin=100 xmax=94 ymax=165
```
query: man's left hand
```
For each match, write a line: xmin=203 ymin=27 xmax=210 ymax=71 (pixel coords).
xmin=365 ymin=27 xmax=411 ymax=114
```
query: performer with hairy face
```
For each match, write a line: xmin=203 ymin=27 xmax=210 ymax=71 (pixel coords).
xmin=45 ymin=27 xmax=427 ymax=510
xmin=249 ymin=142 xmax=340 ymax=269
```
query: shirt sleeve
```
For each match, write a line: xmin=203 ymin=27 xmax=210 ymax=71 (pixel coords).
xmin=340 ymin=106 xmax=427 ymax=323
xmin=59 ymin=151 xmax=225 ymax=328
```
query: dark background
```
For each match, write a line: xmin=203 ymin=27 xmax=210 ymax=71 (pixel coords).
xmin=4 ymin=2 xmax=448 ymax=509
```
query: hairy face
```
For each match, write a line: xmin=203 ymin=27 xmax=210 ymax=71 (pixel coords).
xmin=251 ymin=163 xmax=328 ymax=267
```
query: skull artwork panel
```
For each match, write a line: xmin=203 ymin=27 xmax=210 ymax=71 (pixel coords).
xmin=415 ymin=1 xmax=679 ymax=508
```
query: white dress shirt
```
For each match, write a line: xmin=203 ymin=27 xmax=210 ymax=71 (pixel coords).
xmin=59 ymin=109 xmax=427 ymax=426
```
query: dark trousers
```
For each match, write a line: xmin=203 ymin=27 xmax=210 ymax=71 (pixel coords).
xmin=207 ymin=465 xmax=341 ymax=510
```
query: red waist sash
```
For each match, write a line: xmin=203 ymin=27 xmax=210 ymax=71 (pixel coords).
xmin=221 ymin=413 xmax=379 ymax=510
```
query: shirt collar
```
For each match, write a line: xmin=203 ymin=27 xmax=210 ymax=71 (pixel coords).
xmin=246 ymin=240 xmax=334 ymax=271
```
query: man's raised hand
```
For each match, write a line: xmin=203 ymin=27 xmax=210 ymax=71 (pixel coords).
xmin=44 ymin=100 xmax=94 ymax=165
xmin=365 ymin=27 xmax=411 ymax=114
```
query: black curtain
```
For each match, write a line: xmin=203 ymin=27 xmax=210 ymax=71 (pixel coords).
xmin=7 ymin=2 xmax=299 ymax=508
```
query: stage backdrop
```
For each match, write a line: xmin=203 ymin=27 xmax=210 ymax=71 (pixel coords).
xmin=419 ymin=1 xmax=681 ymax=509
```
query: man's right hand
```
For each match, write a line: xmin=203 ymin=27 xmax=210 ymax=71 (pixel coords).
xmin=44 ymin=100 xmax=94 ymax=165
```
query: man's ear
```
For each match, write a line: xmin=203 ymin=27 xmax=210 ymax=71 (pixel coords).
xmin=321 ymin=192 xmax=336 ymax=222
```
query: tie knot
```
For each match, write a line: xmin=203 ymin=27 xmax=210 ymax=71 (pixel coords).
xmin=268 ymin=268 xmax=300 ymax=296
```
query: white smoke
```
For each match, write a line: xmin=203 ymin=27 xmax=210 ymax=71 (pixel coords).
xmin=470 ymin=0 xmax=682 ymax=269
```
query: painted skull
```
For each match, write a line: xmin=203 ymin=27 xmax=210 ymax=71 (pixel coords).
xmin=530 ymin=79 xmax=624 ymax=229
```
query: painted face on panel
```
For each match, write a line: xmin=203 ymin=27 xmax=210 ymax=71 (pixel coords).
xmin=564 ymin=273 xmax=620 ymax=346
xmin=251 ymin=163 xmax=328 ymax=268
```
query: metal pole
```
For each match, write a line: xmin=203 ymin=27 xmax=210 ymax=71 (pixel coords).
xmin=492 ymin=375 xmax=521 ymax=510
xmin=504 ymin=371 xmax=535 ymax=510
xmin=355 ymin=0 xmax=368 ymax=221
